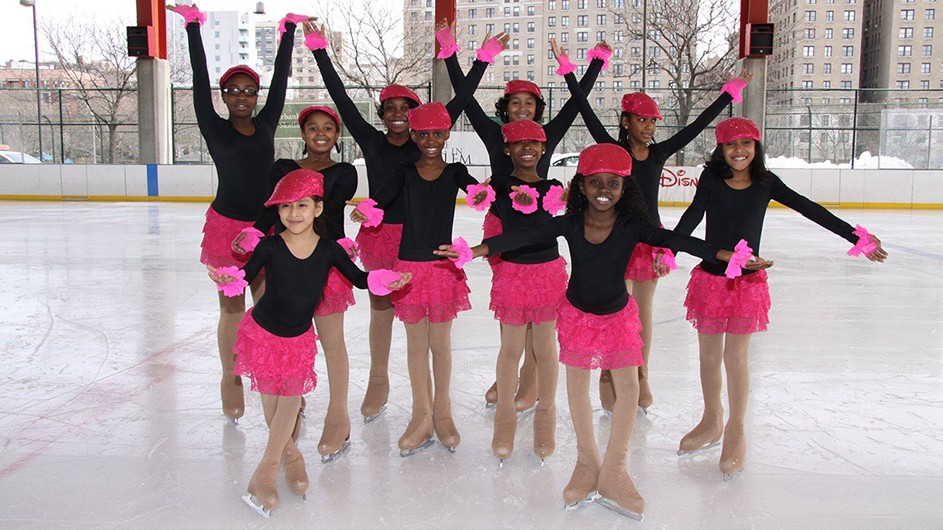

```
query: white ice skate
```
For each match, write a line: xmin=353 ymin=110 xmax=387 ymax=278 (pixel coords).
xmin=676 ymin=439 xmax=721 ymax=457
xmin=399 ymin=437 xmax=435 ymax=457
xmin=595 ymin=495 xmax=644 ymax=521
xmin=320 ymin=439 xmax=351 ymax=464
xmin=241 ymin=493 xmax=271 ymax=518
xmin=362 ymin=404 xmax=387 ymax=424
xmin=563 ymin=491 xmax=598 ymax=512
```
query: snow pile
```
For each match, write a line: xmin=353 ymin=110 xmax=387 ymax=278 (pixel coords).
xmin=767 ymin=152 xmax=913 ymax=169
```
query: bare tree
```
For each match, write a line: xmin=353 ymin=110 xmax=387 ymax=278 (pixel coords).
xmin=42 ymin=17 xmax=137 ymax=163
xmin=313 ymin=0 xmax=430 ymax=99
xmin=611 ymin=0 xmax=738 ymax=164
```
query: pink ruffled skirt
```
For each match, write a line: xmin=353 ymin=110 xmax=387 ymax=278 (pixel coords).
xmin=200 ymin=206 xmax=254 ymax=268
xmin=313 ymin=267 xmax=356 ymax=317
xmin=356 ymin=222 xmax=403 ymax=271
xmin=392 ymin=259 xmax=471 ymax=324
xmin=233 ymin=308 xmax=319 ymax=396
xmin=490 ymin=257 xmax=567 ymax=326
xmin=556 ymin=297 xmax=644 ymax=370
xmin=684 ymin=265 xmax=771 ymax=335
xmin=482 ymin=211 xmax=504 ymax=270
xmin=625 ymin=241 xmax=672 ymax=282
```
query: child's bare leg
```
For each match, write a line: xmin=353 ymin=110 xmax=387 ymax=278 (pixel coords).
xmin=248 ymin=393 xmax=301 ymax=511
xmin=514 ymin=327 xmax=539 ymax=413
xmin=597 ymin=366 xmax=644 ymax=519
xmin=399 ymin=319 xmax=434 ymax=453
xmin=218 ymin=291 xmax=246 ymax=420
xmin=679 ymin=332 xmax=725 ymax=454
xmin=720 ymin=333 xmax=752 ymax=478
xmin=532 ymin=320 xmax=558 ymax=459
xmin=563 ymin=366 xmax=601 ymax=508
xmin=314 ymin=313 xmax=351 ymax=460
xmin=430 ymin=320 xmax=460 ymax=451
xmin=493 ymin=323 xmax=527 ymax=459
xmin=631 ymin=278 xmax=657 ymax=411
xmin=362 ymin=292 xmax=394 ymax=422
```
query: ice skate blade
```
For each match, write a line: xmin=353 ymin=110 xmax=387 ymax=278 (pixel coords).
xmin=320 ymin=440 xmax=351 ymax=464
xmin=362 ymin=404 xmax=387 ymax=424
xmin=595 ymin=495 xmax=644 ymax=521
xmin=485 ymin=401 xmax=496 ymax=410
xmin=677 ymin=440 xmax=721 ymax=457
xmin=601 ymin=408 xmax=612 ymax=418
xmin=241 ymin=493 xmax=271 ymax=518
xmin=227 ymin=416 xmax=240 ymax=426
xmin=637 ymin=405 xmax=649 ymax=416
xmin=723 ymin=468 xmax=743 ymax=482
xmin=399 ymin=437 xmax=435 ymax=457
xmin=563 ymin=492 xmax=598 ymax=512
xmin=441 ymin=441 xmax=457 ymax=454
xmin=517 ymin=405 xmax=536 ymax=419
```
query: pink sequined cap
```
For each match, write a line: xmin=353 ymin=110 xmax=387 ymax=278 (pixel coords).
xmin=715 ymin=117 xmax=762 ymax=143
xmin=264 ymin=169 xmax=325 ymax=206
xmin=297 ymin=105 xmax=341 ymax=129
xmin=379 ymin=84 xmax=422 ymax=105
xmin=504 ymin=80 xmax=542 ymax=98
xmin=501 ymin=120 xmax=546 ymax=143
xmin=577 ymin=143 xmax=632 ymax=177
xmin=407 ymin=102 xmax=451 ymax=131
xmin=219 ymin=65 xmax=260 ymax=88
xmin=620 ymin=92 xmax=662 ymax=119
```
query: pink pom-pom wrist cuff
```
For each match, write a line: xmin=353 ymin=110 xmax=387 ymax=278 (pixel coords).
xmin=555 ymin=54 xmax=577 ymax=76
xmin=847 ymin=224 xmax=879 ymax=257
xmin=587 ymin=45 xmax=613 ymax=71
xmin=214 ymin=266 xmax=249 ymax=297
xmin=449 ymin=237 xmax=473 ymax=269
xmin=238 ymin=227 xmax=264 ymax=253
xmin=725 ymin=239 xmax=754 ymax=279
xmin=170 ymin=5 xmax=206 ymax=26
xmin=367 ymin=268 xmax=402 ymax=296
xmin=654 ymin=248 xmax=678 ymax=270
xmin=721 ymin=78 xmax=749 ymax=103
xmin=338 ymin=237 xmax=359 ymax=262
xmin=435 ymin=27 xmax=460 ymax=59
xmin=510 ymin=185 xmax=539 ymax=215
xmin=305 ymin=31 xmax=329 ymax=50
xmin=542 ymin=185 xmax=567 ymax=215
xmin=279 ymin=14 xmax=309 ymax=34
xmin=356 ymin=199 xmax=385 ymax=228
xmin=466 ymin=182 xmax=496 ymax=212
xmin=476 ymin=38 xmax=504 ymax=63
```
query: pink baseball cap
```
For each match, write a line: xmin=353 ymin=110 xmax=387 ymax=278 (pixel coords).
xmin=620 ymin=92 xmax=662 ymax=119
xmin=264 ymin=169 xmax=325 ymax=206
xmin=501 ymin=120 xmax=546 ymax=143
xmin=407 ymin=102 xmax=451 ymax=131
xmin=297 ymin=105 xmax=342 ymax=129
xmin=577 ymin=143 xmax=632 ymax=177
xmin=379 ymin=84 xmax=422 ymax=106
xmin=715 ymin=117 xmax=762 ymax=143
xmin=219 ymin=65 xmax=260 ymax=88
xmin=504 ymin=80 xmax=542 ymax=98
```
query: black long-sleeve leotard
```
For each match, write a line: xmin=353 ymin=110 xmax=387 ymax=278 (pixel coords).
xmin=313 ymin=48 xmax=488 ymax=224
xmin=444 ymin=53 xmax=604 ymax=178
xmin=186 ymin=21 xmax=295 ymax=220
xmin=673 ymin=167 xmax=857 ymax=277
xmin=242 ymin=236 xmax=369 ymax=337
xmin=372 ymin=162 xmax=479 ymax=261
xmin=485 ymin=213 xmax=719 ymax=315
xmin=488 ymin=174 xmax=563 ymax=264
xmin=253 ymin=159 xmax=358 ymax=241
xmin=562 ymin=71 xmax=733 ymax=227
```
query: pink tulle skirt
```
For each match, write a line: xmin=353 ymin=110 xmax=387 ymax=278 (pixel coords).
xmin=556 ymin=297 xmax=644 ymax=370
xmin=625 ymin=242 xmax=672 ymax=282
xmin=200 ymin=206 xmax=254 ymax=268
xmin=684 ymin=265 xmax=771 ymax=335
xmin=313 ymin=267 xmax=356 ymax=317
xmin=233 ymin=308 xmax=319 ymax=396
xmin=356 ymin=223 xmax=403 ymax=271
xmin=482 ymin=211 xmax=504 ymax=270
xmin=392 ymin=259 xmax=471 ymax=324
xmin=490 ymin=257 xmax=568 ymax=326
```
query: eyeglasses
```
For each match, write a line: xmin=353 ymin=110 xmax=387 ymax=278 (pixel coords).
xmin=221 ymin=87 xmax=259 ymax=97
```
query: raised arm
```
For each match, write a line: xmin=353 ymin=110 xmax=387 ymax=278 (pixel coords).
xmin=183 ymin=21 xmax=219 ymax=128
xmin=257 ymin=17 xmax=303 ymax=127
xmin=658 ymin=71 xmax=752 ymax=156
xmin=550 ymin=39 xmax=613 ymax=144
xmin=444 ymin=31 xmax=508 ymax=123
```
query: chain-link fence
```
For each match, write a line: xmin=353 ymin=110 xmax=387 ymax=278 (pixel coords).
xmin=2 ymin=84 xmax=941 ymax=168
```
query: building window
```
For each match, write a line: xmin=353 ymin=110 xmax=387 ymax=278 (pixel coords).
xmin=825 ymin=28 xmax=834 ymax=39
xmin=826 ymin=10 xmax=834 ymax=21
xmin=841 ymin=81 xmax=852 ymax=89
xmin=823 ymin=63 xmax=832 ymax=73
xmin=803 ymin=46 xmax=815 ymax=57
xmin=803 ymin=63 xmax=814 ymax=74
xmin=468 ymin=8 xmax=477 ymax=18
xmin=842 ymin=45 xmax=854 ymax=56
xmin=927 ymin=9 xmax=936 ymax=20
xmin=897 ymin=63 xmax=912 ymax=74
xmin=527 ymin=6 xmax=535 ymax=15
xmin=901 ymin=9 xmax=915 ymax=20
xmin=825 ymin=45 xmax=833 ymax=56
xmin=597 ymin=14 xmax=606 ymax=25
xmin=527 ymin=38 xmax=535 ymax=48
xmin=802 ymin=80 xmax=814 ymax=88
xmin=577 ymin=15 xmax=588 ymax=26
xmin=597 ymin=31 xmax=606 ymax=41
xmin=527 ymin=22 xmax=535 ymax=32
xmin=562 ymin=16 xmax=569 ymax=27
xmin=843 ymin=10 xmax=855 ymax=21
xmin=924 ymin=27 xmax=934 ymax=38
xmin=900 ymin=27 xmax=914 ymax=39
xmin=804 ymin=29 xmax=816 ymax=39
xmin=843 ymin=28 xmax=855 ymax=39
xmin=549 ymin=17 xmax=556 ymax=27
xmin=898 ymin=45 xmax=912 ymax=56
xmin=469 ymin=25 xmax=477 ymax=36
xmin=896 ymin=80 xmax=910 ymax=89
xmin=920 ymin=80 xmax=930 ymax=89
xmin=841 ymin=63 xmax=853 ymax=74
xmin=823 ymin=80 xmax=831 ymax=88
xmin=804 ymin=11 xmax=817 ymax=21
xmin=921 ymin=62 xmax=931 ymax=73
xmin=923 ymin=45 xmax=932 ymax=56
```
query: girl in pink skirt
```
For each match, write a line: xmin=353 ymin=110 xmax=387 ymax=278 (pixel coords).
xmin=672 ymin=117 xmax=887 ymax=480
xmin=210 ymin=169 xmax=409 ymax=517
xmin=486 ymin=120 xmax=569 ymax=463
xmin=439 ymin=144 xmax=741 ymax=520
xmin=350 ymin=103 xmax=493 ymax=457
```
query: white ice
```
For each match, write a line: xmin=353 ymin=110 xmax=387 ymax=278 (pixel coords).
xmin=1 ymin=201 xmax=941 ymax=529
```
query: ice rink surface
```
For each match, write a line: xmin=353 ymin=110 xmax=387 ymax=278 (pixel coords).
xmin=0 ymin=201 xmax=941 ymax=529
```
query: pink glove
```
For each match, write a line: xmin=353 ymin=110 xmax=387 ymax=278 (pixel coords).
xmin=338 ymin=237 xmax=359 ymax=262
xmin=449 ymin=237 xmax=473 ymax=269
xmin=168 ymin=5 xmax=206 ymax=26
xmin=214 ymin=266 xmax=249 ymax=297
xmin=725 ymin=239 xmax=754 ymax=279
xmin=721 ymin=78 xmax=749 ymax=103
xmin=356 ymin=199 xmax=385 ymax=228
xmin=466 ymin=182 xmax=496 ymax=212
xmin=435 ymin=27 xmax=461 ymax=59
xmin=847 ymin=224 xmax=879 ymax=257
xmin=305 ymin=28 xmax=329 ymax=50
xmin=542 ymin=185 xmax=567 ymax=215
xmin=587 ymin=45 xmax=613 ymax=71
xmin=555 ymin=53 xmax=577 ymax=76
xmin=653 ymin=248 xmax=677 ymax=271
xmin=279 ymin=13 xmax=309 ymax=34
xmin=237 ymin=227 xmax=264 ymax=253
xmin=367 ymin=269 xmax=402 ymax=296
xmin=510 ymin=185 xmax=539 ymax=215
xmin=476 ymin=37 xmax=504 ymax=63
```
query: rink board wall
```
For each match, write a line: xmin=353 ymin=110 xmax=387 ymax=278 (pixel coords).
xmin=0 ymin=164 xmax=941 ymax=208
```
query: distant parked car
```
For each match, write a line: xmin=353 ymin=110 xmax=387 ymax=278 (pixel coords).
xmin=550 ymin=153 xmax=580 ymax=167
xmin=0 ymin=150 xmax=41 ymax=164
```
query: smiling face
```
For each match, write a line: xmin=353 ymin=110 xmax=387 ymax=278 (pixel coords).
xmin=721 ymin=138 xmax=756 ymax=176
xmin=409 ymin=129 xmax=450 ymax=160
xmin=620 ymin=113 xmax=658 ymax=145
xmin=301 ymin=111 xmax=339 ymax=156
xmin=505 ymin=139 xmax=544 ymax=171
xmin=221 ymin=73 xmax=259 ymax=119
xmin=277 ymin=197 xmax=323 ymax=235
xmin=578 ymin=172 xmax=624 ymax=213
xmin=381 ymin=97 xmax=414 ymax=134
xmin=506 ymin=92 xmax=539 ymax=122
